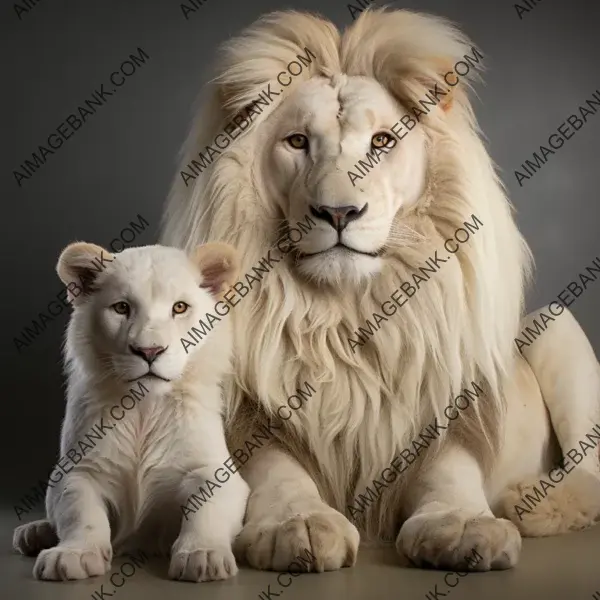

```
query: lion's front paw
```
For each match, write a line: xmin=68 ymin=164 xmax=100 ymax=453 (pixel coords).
xmin=13 ymin=519 xmax=57 ymax=556
xmin=33 ymin=543 xmax=112 ymax=580
xmin=397 ymin=511 xmax=521 ymax=571
xmin=169 ymin=539 xmax=237 ymax=582
xmin=235 ymin=507 xmax=359 ymax=572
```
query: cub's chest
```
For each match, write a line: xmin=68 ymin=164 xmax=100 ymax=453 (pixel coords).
xmin=102 ymin=398 xmax=186 ymax=471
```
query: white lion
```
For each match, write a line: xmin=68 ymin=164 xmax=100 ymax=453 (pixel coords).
xmin=161 ymin=8 xmax=600 ymax=572
xmin=13 ymin=242 xmax=249 ymax=581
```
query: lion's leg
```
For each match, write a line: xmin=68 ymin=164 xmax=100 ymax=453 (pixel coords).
xmin=396 ymin=444 xmax=521 ymax=571
xmin=521 ymin=306 xmax=600 ymax=471
xmin=234 ymin=445 xmax=359 ymax=572
xmin=499 ymin=306 xmax=600 ymax=536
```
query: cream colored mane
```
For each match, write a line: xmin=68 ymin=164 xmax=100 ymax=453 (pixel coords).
xmin=161 ymin=8 xmax=532 ymax=539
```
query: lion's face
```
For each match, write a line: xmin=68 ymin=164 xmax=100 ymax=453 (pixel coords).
xmin=263 ymin=75 xmax=428 ymax=284
xmin=57 ymin=243 xmax=238 ymax=392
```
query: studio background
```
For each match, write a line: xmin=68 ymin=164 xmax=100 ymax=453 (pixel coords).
xmin=2 ymin=0 xmax=599 ymax=509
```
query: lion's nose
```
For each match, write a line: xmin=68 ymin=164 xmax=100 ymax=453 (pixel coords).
xmin=129 ymin=345 xmax=167 ymax=364
xmin=309 ymin=203 xmax=368 ymax=231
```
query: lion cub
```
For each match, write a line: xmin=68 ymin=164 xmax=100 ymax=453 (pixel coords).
xmin=13 ymin=242 xmax=249 ymax=582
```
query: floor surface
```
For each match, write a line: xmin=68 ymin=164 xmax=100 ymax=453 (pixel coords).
xmin=2 ymin=510 xmax=599 ymax=600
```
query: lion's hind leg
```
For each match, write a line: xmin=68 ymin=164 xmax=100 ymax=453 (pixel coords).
xmin=500 ymin=470 xmax=600 ymax=536
xmin=502 ymin=305 xmax=600 ymax=536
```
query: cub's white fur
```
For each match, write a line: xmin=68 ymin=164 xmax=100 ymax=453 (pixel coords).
xmin=161 ymin=8 xmax=600 ymax=573
xmin=13 ymin=242 xmax=249 ymax=582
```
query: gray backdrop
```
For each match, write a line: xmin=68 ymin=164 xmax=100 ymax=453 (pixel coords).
xmin=2 ymin=0 xmax=599 ymax=510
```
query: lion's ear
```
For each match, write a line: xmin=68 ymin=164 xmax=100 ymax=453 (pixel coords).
xmin=56 ymin=242 xmax=114 ymax=305
xmin=343 ymin=10 xmax=483 ymax=115
xmin=377 ymin=54 xmax=468 ymax=115
xmin=192 ymin=242 xmax=240 ymax=297
xmin=425 ymin=58 xmax=457 ymax=112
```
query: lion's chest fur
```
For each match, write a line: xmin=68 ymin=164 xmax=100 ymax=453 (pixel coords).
xmin=230 ymin=274 xmax=447 ymax=510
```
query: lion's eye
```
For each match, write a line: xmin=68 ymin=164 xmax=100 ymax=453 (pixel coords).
xmin=172 ymin=301 xmax=189 ymax=316
xmin=286 ymin=133 xmax=309 ymax=150
xmin=112 ymin=301 xmax=130 ymax=316
xmin=371 ymin=132 xmax=394 ymax=149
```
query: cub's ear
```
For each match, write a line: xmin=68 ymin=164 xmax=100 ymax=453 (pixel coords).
xmin=56 ymin=242 xmax=114 ymax=305
xmin=192 ymin=242 xmax=240 ymax=297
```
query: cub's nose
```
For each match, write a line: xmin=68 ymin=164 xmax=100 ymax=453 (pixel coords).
xmin=129 ymin=345 xmax=167 ymax=364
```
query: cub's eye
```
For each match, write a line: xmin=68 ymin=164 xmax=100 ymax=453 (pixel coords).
xmin=286 ymin=133 xmax=309 ymax=150
xmin=371 ymin=131 xmax=394 ymax=149
xmin=172 ymin=301 xmax=189 ymax=316
xmin=112 ymin=302 xmax=130 ymax=316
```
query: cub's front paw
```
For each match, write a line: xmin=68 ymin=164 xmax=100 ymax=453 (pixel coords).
xmin=397 ymin=510 xmax=521 ymax=571
xmin=235 ymin=505 xmax=359 ymax=572
xmin=33 ymin=543 xmax=112 ymax=580
xmin=169 ymin=538 xmax=237 ymax=582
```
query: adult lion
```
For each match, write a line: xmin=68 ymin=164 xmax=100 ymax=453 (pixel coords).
xmin=161 ymin=8 xmax=600 ymax=572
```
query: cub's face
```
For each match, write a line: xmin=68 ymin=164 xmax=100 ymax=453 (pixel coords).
xmin=56 ymin=242 xmax=238 ymax=391
xmin=262 ymin=75 xmax=429 ymax=285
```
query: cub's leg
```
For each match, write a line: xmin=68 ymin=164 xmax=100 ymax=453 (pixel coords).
xmin=169 ymin=412 xmax=249 ymax=582
xmin=33 ymin=473 xmax=112 ymax=580
xmin=234 ymin=445 xmax=360 ymax=572
xmin=500 ymin=306 xmax=600 ymax=535
xmin=397 ymin=444 xmax=521 ymax=571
